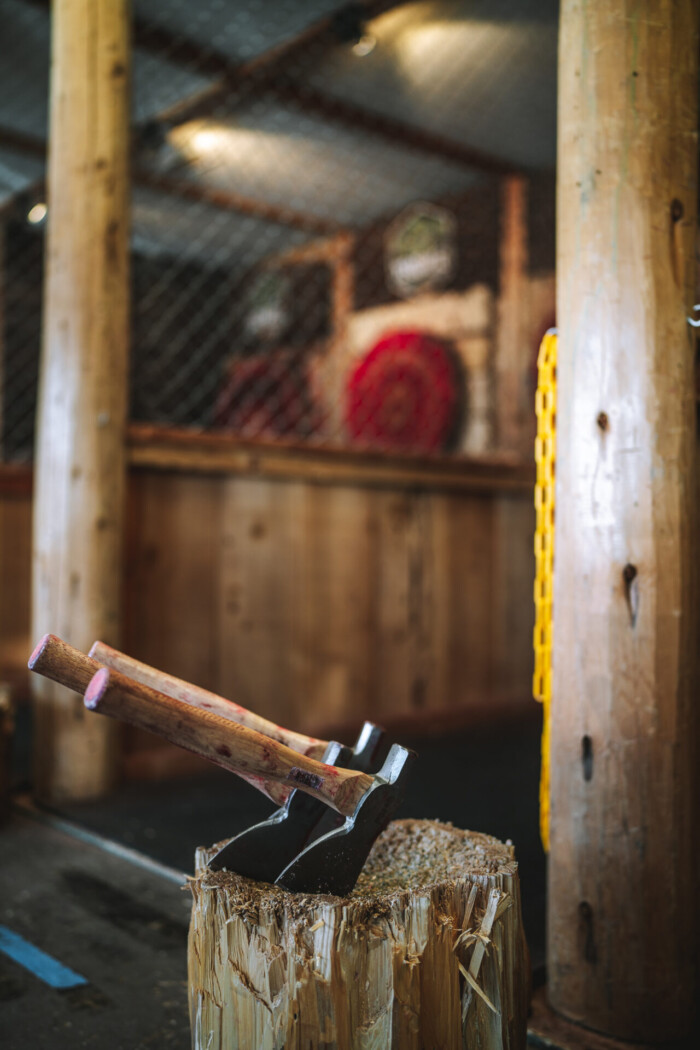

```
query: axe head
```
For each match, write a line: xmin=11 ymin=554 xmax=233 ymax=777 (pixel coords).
xmin=275 ymin=743 xmax=417 ymax=897
xmin=207 ymin=722 xmax=387 ymax=881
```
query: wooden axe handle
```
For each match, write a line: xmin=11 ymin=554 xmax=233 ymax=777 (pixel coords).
xmin=85 ymin=667 xmax=374 ymax=817
xmin=29 ymin=635 xmax=288 ymax=805
xmin=89 ymin=640 xmax=327 ymax=759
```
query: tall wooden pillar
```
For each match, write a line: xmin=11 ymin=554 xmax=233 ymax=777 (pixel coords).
xmin=496 ymin=175 xmax=528 ymax=453
xmin=32 ymin=0 xmax=131 ymax=801
xmin=550 ymin=1 xmax=699 ymax=1042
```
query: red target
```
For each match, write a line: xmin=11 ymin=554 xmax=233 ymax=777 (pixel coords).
xmin=346 ymin=330 xmax=461 ymax=454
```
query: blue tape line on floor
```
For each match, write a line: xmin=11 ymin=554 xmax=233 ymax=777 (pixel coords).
xmin=0 ymin=924 xmax=88 ymax=989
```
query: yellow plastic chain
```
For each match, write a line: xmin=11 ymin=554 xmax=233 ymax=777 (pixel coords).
xmin=533 ymin=329 xmax=556 ymax=852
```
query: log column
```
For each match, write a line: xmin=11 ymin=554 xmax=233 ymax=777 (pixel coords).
xmin=551 ymin=1 xmax=699 ymax=1042
xmin=32 ymin=0 xmax=131 ymax=801
xmin=496 ymin=174 xmax=528 ymax=453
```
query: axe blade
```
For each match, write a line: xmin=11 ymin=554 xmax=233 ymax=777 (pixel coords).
xmin=275 ymin=743 xmax=417 ymax=897
xmin=207 ymin=723 xmax=387 ymax=881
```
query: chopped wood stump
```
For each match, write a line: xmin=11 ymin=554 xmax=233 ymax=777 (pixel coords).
xmin=188 ymin=819 xmax=530 ymax=1049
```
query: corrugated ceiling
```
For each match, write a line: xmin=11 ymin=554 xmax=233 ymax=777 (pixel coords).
xmin=0 ymin=0 xmax=558 ymax=265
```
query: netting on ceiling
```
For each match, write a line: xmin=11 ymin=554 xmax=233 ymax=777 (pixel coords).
xmin=0 ymin=0 xmax=558 ymax=464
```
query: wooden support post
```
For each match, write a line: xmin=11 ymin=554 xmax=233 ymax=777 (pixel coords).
xmin=0 ymin=221 xmax=4 ymax=462
xmin=551 ymin=1 xmax=699 ymax=1042
xmin=31 ymin=0 xmax=131 ymax=801
xmin=496 ymin=175 xmax=528 ymax=453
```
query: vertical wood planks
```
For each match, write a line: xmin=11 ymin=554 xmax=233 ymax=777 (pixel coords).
xmin=124 ymin=473 xmax=222 ymax=691
xmin=122 ymin=471 xmax=536 ymax=748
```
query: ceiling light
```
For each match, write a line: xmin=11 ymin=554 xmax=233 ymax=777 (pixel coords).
xmin=352 ymin=33 xmax=376 ymax=57
xmin=27 ymin=202 xmax=47 ymax=225
xmin=188 ymin=127 xmax=226 ymax=156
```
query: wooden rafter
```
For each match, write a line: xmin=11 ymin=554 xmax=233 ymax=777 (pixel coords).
xmin=0 ymin=126 xmax=45 ymax=160
xmin=13 ymin=0 xmax=520 ymax=177
xmin=138 ymin=1 xmax=402 ymax=125
xmin=264 ymin=83 xmax=518 ymax=177
xmin=134 ymin=169 xmax=341 ymax=236
xmin=0 ymin=126 xmax=340 ymax=235
xmin=131 ymin=2 xmax=519 ymax=176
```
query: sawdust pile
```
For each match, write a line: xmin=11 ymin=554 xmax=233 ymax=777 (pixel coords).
xmin=193 ymin=819 xmax=514 ymax=919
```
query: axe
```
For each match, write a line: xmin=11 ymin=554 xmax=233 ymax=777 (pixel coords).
xmin=29 ymin=635 xmax=416 ymax=896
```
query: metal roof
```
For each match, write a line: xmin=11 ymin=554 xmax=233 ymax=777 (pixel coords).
xmin=0 ymin=0 xmax=558 ymax=265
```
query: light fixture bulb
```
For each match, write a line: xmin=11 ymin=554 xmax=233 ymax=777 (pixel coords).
xmin=27 ymin=202 xmax=47 ymax=224
xmin=189 ymin=127 xmax=224 ymax=156
xmin=352 ymin=33 xmax=376 ymax=57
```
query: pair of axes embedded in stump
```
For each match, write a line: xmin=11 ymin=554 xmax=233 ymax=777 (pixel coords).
xmin=28 ymin=635 xmax=416 ymax=895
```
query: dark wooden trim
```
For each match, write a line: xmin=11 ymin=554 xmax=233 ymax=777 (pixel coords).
xmin=0 ymin=464 xmax=33 ymax=498
xmin=127 ymin=423 xmax=535 ymax=494
xmin=0 ymin=127 xmax=339 ymax=234
xmin=0 ymin=126 xmax=45 ymax=159
xmin=134 ymin=169 xmax=341 ymax=235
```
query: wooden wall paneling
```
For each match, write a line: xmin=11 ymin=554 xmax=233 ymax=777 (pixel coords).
xmin=290 ymin=483 xmax=376 ymax=733
xmin=490 ymin=495 xmax=536 ymax=702
xmin=216 ymin=476 xmax=300 ymax=730
xmin=372 ymin=490 xmax=432 ymax=720
xmin=123 ymin=472 xmax=223 ymax=765
xmin=429 ymin=492 xmax=495 ymax=709
xmin=127 ymin=472 xmax=222 ymax=687
xmin=119 ymin=470 xmax=537 ymax=770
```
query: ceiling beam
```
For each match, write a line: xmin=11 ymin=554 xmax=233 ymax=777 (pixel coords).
xmin=134 ymin=170 xmax=342 ymax=236
xmin=15 ymin=0 xmax=519 ymax=177
xmin=266 ymin=83 xmax=519 ymax=177
xmin=130 ymin=2 xmax=518 ymax=176
xmin=142 ymin=1 xmax=402 ymax=127
xmin=0 ymin=126 xmax=45 ymax=159
xmin=0 ymin=127 xmax=341 ymax=235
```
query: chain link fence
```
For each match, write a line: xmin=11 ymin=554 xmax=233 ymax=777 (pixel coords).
xmin=1 ymin=0 xmax=558 ymax=464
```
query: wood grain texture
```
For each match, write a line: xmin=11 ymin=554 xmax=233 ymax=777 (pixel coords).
xmin=127 ymin=424 xmax=535 ymax=494
xmin=84 ymin=666 xmax=373 ymax=815
xmin=121 ymin=470 xmax=534 ymax=758
xmin=551 ymin=0 xmax=699 ymax=1040
xmin=29 ymin=633 xmax=321 ymax=805
xmin=188 ymin=821 xmax=530 ymax=1050
xmin=89 ymin=640 xmax=325 ymax=758
xmin=31 ymin=0 xmax=131 ymax=801
xmin=496 ymin=176 xmax=529 ymax=454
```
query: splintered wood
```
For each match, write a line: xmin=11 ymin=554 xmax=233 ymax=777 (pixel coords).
xmin=188 ymin=819 xmax=529 ymax=1049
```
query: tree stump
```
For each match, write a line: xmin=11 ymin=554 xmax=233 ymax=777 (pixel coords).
xmin=188 ymin=819 xmax=530 ymax=1049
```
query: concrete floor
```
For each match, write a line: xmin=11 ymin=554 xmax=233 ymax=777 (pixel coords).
xmin=2 ymin=710 xmax=546 ymax=1047
xmin=0 ymin=812 xmax=191 ymax=1050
